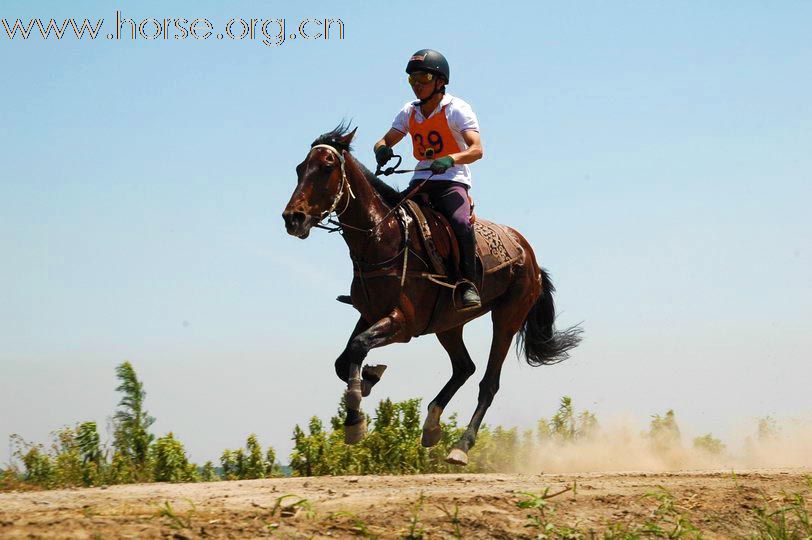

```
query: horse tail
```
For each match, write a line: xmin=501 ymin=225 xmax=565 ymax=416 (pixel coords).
xmin=517 ymin=269 xmax=583 ymax=366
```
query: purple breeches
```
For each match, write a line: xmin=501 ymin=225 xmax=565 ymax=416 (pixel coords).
xmin=411 ymin=180 xmax=472 ymax=237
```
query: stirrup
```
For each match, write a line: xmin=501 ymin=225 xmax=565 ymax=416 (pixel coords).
xmin=455 ymin=280 xmax=481 ymax=310
xmin=336 ymin=294 xmax=353 ymax=305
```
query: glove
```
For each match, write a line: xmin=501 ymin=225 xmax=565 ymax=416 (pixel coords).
xmin=430 ymin=155 xmax=455 ymax=174
xmin=375 ymin=145 xmax=394 ymax=166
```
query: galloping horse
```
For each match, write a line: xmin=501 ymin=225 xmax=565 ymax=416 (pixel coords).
xmin=282 ymin=125 xmax=581 ymax=465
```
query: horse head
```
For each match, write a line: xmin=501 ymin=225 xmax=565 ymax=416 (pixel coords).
xmin=282 ymin=126 xmax=357 ymax=239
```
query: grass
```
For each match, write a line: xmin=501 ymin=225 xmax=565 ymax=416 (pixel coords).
xmin=154 ymin=500 xmax=195 ymax=530
xmin=269 ymin=493 xmax=314 ymax=518
xmin=516 ymin=485 xmax=584 ymax=539
xmin=750 ymin=491 xmax=811 ymax=539
xmin=402 ymin=491 xmax=426 ymax=539
xmin=329 ymin=510 xmax=378 ymax=538
xmin=637 ymin=487 xmax=701 ymax=539
xmin=264 ymin=493 xmax=316 ymax=534
xmin=435 ymin=501 xmax=463 ymax=539
xmin=513 ymin=485 xmax=704 ymax=540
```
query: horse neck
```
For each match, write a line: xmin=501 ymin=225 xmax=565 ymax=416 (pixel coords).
xmin=338 ymin=154 xmax=401 ymax=260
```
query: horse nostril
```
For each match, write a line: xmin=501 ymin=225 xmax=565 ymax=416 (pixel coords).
xmin=283 ymin=210 xmax=306 ymax=230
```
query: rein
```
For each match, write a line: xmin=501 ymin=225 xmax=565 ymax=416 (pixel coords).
xmin=310 ymin=146 xmax=435 ymax=235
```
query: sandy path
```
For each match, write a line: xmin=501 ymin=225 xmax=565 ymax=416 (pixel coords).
xmin=1 ymin=469 xmax=810 ymax=538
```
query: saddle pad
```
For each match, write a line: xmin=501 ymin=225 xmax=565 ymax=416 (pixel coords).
xmin=403 ymin=199 xmax=450 ymax=275
xmin=474 ymin=219 xmax=524 ymax=274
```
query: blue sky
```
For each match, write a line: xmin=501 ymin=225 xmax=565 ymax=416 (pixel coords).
xmin=1 ymin=1 xmax=810 ymax=465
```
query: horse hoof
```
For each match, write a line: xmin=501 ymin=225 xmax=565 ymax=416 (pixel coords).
xmin=446 ymin=448 xmax=469 ymax=466
xmin=421 ymin=426 xmax=442 ymax=448
xmin=344 ymin=419 xmax=367 ymax=445
xmin=361 ymin=365 xmax=387 ymax=397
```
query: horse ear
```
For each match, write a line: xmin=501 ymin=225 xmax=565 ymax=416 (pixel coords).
xmin=338 ymin=126 xmax=357 ymax=146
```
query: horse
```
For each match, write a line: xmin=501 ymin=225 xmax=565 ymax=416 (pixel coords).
xmin=282 ymin=124 xmax=582 ymax=465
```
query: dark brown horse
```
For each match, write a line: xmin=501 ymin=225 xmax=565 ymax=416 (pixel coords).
xmin=282 ymin=125 xmax=581 ymax=465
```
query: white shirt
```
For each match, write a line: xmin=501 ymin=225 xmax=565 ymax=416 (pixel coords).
xmin=391 ymin=93 xmax=480 ymax=187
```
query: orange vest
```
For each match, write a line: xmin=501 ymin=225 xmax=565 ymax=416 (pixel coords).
xmin=407 ymin=105 xmax=461 ymax=161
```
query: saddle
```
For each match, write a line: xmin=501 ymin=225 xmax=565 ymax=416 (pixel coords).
xmin=402 ymin=197 xmax=524 ymax=283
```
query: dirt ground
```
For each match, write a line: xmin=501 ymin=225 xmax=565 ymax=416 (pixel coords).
xmin=1 ymin=469 xmax=810 ymax=539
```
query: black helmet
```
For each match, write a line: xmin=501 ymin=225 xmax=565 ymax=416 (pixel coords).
xmin=406 ymin=49 xmax=450 ymax=83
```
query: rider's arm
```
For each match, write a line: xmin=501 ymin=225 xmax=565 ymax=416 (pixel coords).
xmin=374 ymin=128 xmax=406 ymax=151
xmin=447 ymin=130 xmax=483 ymax=165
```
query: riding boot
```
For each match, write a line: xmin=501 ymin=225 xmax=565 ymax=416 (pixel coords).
xmin=457 ymin=230 xmax=481 ymax=309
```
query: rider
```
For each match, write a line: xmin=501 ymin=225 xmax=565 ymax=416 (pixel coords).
xmin=375 ymin=49 xmax=484 ymax=309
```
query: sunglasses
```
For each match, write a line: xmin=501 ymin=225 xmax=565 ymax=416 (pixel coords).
xmin=408 ymin=71 xmax=435 ymax=85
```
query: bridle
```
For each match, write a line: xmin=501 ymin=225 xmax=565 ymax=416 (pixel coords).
xmin=309 ymin=144 xmax=355 ymax=222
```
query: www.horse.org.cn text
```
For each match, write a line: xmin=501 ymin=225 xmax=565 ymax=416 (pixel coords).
xmin=0 ymin=11 xmax=345 ymax=47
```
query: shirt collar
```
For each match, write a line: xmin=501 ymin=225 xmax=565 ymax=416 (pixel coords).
xmin=413 ymin=93 xmax=453 ymax=119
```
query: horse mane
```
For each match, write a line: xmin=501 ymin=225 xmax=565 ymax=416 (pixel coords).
xmin=313 ymin=123 xmax=403 ymax=208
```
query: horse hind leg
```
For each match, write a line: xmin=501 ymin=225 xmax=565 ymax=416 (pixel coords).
xmin=422 ymin=326 xmax=476 ymax=447
xmin=447 ymin=292 xmax=534 ymax=465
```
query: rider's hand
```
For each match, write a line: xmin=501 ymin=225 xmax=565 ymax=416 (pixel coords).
xmin=375 ymin=145 xmax=394 ymax=167
xmin=430 ymin=155 xmax=455 ymax=174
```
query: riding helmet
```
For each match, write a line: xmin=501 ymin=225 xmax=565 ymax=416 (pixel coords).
xmin=406 ymin=49 xmax=450 ymax=83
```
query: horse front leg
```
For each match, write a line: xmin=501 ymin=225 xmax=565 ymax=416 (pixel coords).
xmin=335 ymin=317 xmax=389 ymax=397
xmin=340 ymin=308 xmax=408 ymax=444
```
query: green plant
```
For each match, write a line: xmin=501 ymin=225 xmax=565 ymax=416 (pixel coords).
xmin=12 ymin=435 xmax=54 ymax=487
xmin=550 ymin=397 xmax=576 ymax=442
xmin=151 ymin=432 xmax=196 ymax=482
xmin=402 ymin=491 xmax=426 ymax=539
xmin=693 ymin=434 xmax=725 ymax=455
xmin=648 ymin=410 xmax=681 ymax=453
xmin=265 ymin=446 xmax=279 ymax=476
xmin=435 ymin=502 xmax=463 ymax=539
xmin=243 ymin=434 xmax=267 ymax=479
xmin=75 ymin=422 xmax=103 ymax=485
xmin=330 ymin=510 xmax=378 ymax=538
xmin=112 ymin=361 xmax=155 ymax=481
xmin=750 ymin=491 xmax=811 ymax=539
xmin=200 ymin=461 xmax=218 ymax=482
xmin=155 ymin=500 xmax=194 ymax=530
xmin=757 ymin=416 xmax=779 ymax=441
xmin=514 ymin=486 xmax=583 ymax=539
xmin=639 ymin=487 xmax=701 ymax=539
xmin=269 ymin=494 xmax=314 ymax=519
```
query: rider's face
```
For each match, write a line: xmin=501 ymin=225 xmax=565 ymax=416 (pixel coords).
xmin=409 ymin=71 xmax=441 ymax=100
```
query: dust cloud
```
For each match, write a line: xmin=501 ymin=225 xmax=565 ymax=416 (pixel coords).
xmin=519 ymin=415 xmax=812 ymax=473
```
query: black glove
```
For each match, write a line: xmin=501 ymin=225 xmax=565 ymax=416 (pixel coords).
xmin=375 ymin=145 xmax=394 ymax=167
xmin=430 ymin=155 xmax=455 ymax=174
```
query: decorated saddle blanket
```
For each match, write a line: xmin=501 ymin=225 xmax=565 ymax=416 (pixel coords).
xmin=402 ymin=200 xmax=523 ymax=278
xmin=473 ymin=219 xmax=524 ymax=273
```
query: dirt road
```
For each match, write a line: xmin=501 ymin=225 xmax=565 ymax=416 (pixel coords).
xmin=1 ymin=469 xmax=810 ymax=538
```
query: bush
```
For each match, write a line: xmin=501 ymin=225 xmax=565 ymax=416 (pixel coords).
xmin=649 ymin=409 xmax=681 ymax=452
xmin=220 ymin=435 xmax=278 ymax=480
xmin=200 ymin=461 xmax=218 ymax=482
xmin=151 ymin=432 xmax=197 ymax=482
xmin=693 ymin=434 xmax=725 ymax=455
